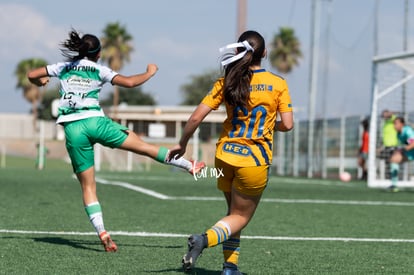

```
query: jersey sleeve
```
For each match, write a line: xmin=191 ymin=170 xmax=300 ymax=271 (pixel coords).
xmin=201 ymin=78 xmax=224 ymax=110
xmin=46 ymin=62 xmax=66 ymax=77
xmin=97 ymin=64 xmax=118 ymax=83
xmin=277 ymin=79 xmax=293 ymax=113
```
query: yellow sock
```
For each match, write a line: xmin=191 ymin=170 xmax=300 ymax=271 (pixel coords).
xmin=205 ymin=221 xmax=231 ymax=248
xmin=223 ymin=237 xmax=240 ymax=265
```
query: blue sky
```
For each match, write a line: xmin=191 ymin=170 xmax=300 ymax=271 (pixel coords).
xmin=1 ymin=0 xmax=413 ymax=119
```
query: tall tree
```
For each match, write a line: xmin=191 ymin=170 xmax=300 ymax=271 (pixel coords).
xmin=15 ymin=58 xmax=48 ymax=127
xmin=269 ymin=27 xmax=302 ymax=74
xmin=100 ymin=22 xmax=133 ymax=119
xmin=180 ymin=70 xmax=221 ymax=105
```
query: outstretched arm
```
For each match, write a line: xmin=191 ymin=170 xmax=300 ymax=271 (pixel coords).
xmin=112 ymin=64 xmax=158 ymax=88
xmin=168 ymin=103 xmax=213 ymax=160
xmin=27 ymin=67 xmax=49 ymax=87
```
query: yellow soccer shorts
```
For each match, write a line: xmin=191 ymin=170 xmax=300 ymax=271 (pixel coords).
xmin=215 ymin=158 xmax=269 ymax=196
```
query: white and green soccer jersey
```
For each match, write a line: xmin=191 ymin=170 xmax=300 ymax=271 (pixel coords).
xmin=46 ymin=59 xmax=118 ymax=124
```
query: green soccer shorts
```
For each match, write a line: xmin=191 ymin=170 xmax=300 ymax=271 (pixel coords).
xmin=63 ymin=116 xmax=129 ymax=173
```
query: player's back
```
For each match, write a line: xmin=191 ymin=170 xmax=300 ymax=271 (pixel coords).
xmin=216 ymin=69 xmax=292 ymax=167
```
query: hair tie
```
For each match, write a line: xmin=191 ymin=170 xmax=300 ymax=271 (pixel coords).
xmin=219 ymin=40 xmax=254 ymax=67
xmin=88 ymin=45 xmax=101 ymax=54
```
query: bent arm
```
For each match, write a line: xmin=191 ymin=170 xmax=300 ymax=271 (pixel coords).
xmin=168 ymin=103 xmax=212 ymax=160
xmin=112 ymin=64 xmax=158 ymax=88
xmin=275 ymin=111 xmax=294 ymax=132
xmin=27 ymin=67 xmax=49 ymax=87
xmin=179 ymin=103 xmax=213 ymax=147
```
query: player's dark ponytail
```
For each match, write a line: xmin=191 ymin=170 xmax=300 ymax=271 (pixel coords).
xmin=60 ymin=29 xmax=101 ymax=62
xmin=223 ymin=53 xmax=253 ymax=107
xmin=223 ymin=30 xmax=265 ymax=108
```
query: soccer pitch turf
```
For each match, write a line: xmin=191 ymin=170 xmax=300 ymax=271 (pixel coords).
xmin=1 ymin=156 xmax=414 ymax=274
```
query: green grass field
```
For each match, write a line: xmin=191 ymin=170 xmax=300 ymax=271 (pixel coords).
xmin=2 ymin=156 xmax=414 ymax=274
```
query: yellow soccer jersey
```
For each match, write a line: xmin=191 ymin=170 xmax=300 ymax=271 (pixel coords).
xmin=202 ymin=69 xmax=293 ymax=167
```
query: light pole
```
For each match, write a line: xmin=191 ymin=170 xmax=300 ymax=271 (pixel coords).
xmin=307 ymin=0 xmax=321 ymax=178
xmin=237 ymin=0 xmax=247 ymax=38
xmin=402 ymin=0 xmax=409 ymax=115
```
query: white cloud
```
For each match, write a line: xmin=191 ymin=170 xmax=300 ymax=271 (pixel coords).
xmin=0 ymin=3 xmax=64 ymax=61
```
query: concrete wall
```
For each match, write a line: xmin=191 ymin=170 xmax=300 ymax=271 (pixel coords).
xmin=0 ymin=113 xmax=58 ymax=139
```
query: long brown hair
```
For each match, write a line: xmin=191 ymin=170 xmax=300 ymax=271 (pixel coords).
xmin=222 ymin=30 xmax=265 ymax=107
xmin=60 ymin=29 xmax=101 ymax=62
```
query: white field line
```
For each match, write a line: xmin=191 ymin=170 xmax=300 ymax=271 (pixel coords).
xmin=98 ymin=174 xmax=354 ymax=187
xmin=173 ymin=196 xmax=414 ymax=206
xmin=269 ymin=177 xmax=354 ymax=187
xmin=1 ymin=229 xmax=414 ymax=243
xmin=260 ymin=198 xmax=414 ymax=206
xmin=96 ymin=177 xmax=169 ymax=200
xmin=98 ymin=175 xmax=196 ymax=183
xmin=95 ymin=177 xmax=414 ymax=207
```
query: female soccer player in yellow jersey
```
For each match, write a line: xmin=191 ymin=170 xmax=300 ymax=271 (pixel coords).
xmin=169 ymin=30 xmax=294 ymax=274
xmin=27 ymin=29 xmax=204 ymax=252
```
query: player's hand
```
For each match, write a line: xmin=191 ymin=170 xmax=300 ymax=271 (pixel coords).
xmin=146 ymin=64 xmax=158 ymax=77
xmin=167 ymin=144 xmax=186 ymax=161
xmin=39 ymin=77 xmax=50 ymax=86
xmin=32 ymin=76 xmax=49 ymax=87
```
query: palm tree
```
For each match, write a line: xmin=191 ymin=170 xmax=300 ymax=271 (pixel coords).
xmin=100 ymin=22 xmax=133 ymax=119
xmin=15 ymin=58 xmax=48 ymax=128
xmin=269 ymin=27 xmax=302 ymax=74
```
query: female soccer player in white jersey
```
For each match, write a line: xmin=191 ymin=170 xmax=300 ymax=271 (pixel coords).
xmin=169 ymin=30 xmax=294 ymax=274
xmin=27 ymin=29 xmax=204 ymax=252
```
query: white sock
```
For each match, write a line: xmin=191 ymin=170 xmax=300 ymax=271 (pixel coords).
xmin=89 ymin=213 xmax=105 ymax=234
xmin=85 ymin=202 xmax=105 ymax=235
xmin=166 ymin=155 xmax=192 ymax=171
